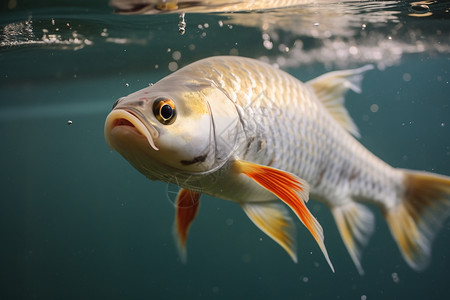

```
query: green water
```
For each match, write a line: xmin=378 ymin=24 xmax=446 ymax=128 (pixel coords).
xmin=1 ymin=1 xmax=450 ymax=299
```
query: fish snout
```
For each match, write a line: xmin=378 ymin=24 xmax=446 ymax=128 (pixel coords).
xmin=105 ymin=108 xmax=159 ymax=151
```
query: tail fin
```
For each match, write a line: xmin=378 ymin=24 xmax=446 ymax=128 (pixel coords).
xmin=385 ymin=170 xmax=450 ymax=270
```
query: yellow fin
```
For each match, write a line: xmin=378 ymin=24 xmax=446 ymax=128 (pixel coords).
xmin=173 ymin=188 xmax=201 ymax=263
xmin=234 ymin=160 xmax=334 ymax=272
xmin=307 ymin=65 xmax=373 ymax=138
xmin=385 ymin=170 xmax=450 ymax=270
xmin=242 ymin=202 xmax=297 ymax=262
xmin=331 ymin=202 xmax=375 ymax=275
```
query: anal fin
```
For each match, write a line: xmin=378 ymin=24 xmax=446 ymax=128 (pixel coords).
xmin=331 ymin=201 xmax=375 ymax=275
xmin=242 ymin=202 xmax=297 ymax=262
xmin=173 ymin=188 xmax=201 ymax=263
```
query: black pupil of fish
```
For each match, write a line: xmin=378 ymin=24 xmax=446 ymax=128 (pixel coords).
xmin=160 ymin=104 xmax=173 ymax=120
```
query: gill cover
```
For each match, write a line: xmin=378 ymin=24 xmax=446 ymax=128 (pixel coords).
xmin=200 ymin=86 xmax=240 ymax=172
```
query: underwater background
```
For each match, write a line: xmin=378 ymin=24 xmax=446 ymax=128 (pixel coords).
xmin=1 ymin=0 xmax=450 ymax=299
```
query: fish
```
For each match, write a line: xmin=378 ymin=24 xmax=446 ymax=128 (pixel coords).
xmin=110 ymin=0 xmax=318 ymax=14
xmin=104 ymin=56 xmax=450 ymax=274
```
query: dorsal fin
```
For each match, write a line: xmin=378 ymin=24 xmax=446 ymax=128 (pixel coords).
xmin=307 ymin=65 xmax=374 ymax=138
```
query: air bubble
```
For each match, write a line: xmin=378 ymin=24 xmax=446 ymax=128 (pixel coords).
xmin=262 ymin=33 xmax=273 ymax=50
xmin=402 ymin=73 xmax=412 ymax=82
xmin=278 ymin=44 xmax=289 ymax=52
xmin=349 ymin=46 xmax=359 ymax=55
xmin=178 ymin=13 xmax=186 ymax=35
xmin=392 ymin=272 xmax=399 ymax=283
xmin=370 ymin=104 xmax=379 ymax=113
xmin=125 ymin=83 xmax=129 ymax=87
xmin=101 ymin=28 xmax=108 ymax=37
xmin=168 ymin=61 xmax=178 ymax=72
xmin=263 ymin=40 xmax=273 ymax=50
xmin=172 ymin=51 xmax=181 ymax=61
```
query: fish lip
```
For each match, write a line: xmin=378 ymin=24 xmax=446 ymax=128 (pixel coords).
xmin=105 ymin=108 xmax=159 ymax=151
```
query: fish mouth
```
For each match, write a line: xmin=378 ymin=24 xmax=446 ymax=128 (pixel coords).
xmin=104 ymin=109 xmax=159 ymax=151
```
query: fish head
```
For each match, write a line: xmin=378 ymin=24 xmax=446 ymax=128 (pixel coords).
xmin=105 ymin=77 xmax=240 ymax=180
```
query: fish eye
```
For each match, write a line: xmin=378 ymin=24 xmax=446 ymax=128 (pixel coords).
xmin=153 ymin=98 xmax=176 ymax=125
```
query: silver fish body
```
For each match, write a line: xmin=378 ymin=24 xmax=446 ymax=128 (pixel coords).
xmin=105 ymin=56 xmax=450 ymax=274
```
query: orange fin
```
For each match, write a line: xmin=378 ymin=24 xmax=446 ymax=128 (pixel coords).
xmin=385 ymin=170 xmax=450 ymax=270
xmin=242 ymin=202 xmax=297 ymax=262
xmin=234 ymin=160 xmax=334 ymax=272
xmin=331 ymin=201 xmax=374 ymax=275
xmin=173 ymin=188 xmax=201 ymax=263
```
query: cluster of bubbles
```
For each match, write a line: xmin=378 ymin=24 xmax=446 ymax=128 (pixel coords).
xmin=178 ymin=13 xmax=186 ymax=35
xmin=166 ymin=48 xmax=182 ymax=72
xmin=1 ymin=18 xmax=92 ymax=50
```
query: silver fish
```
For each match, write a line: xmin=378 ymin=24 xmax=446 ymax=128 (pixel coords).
xmin=105 ymin=56 xmax=450 ymax=274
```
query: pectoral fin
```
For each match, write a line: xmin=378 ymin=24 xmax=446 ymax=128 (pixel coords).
xmin=242 ymin=202 xmax=297 ymax=262
xmin=234 ymin=160 xmax=334 ymax=272
xmin=173 ymin=188 xmax=201 ymax=263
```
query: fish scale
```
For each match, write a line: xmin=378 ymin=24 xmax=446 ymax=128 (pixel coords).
xmin=187 ymin=57 xmax=399 ymax=206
